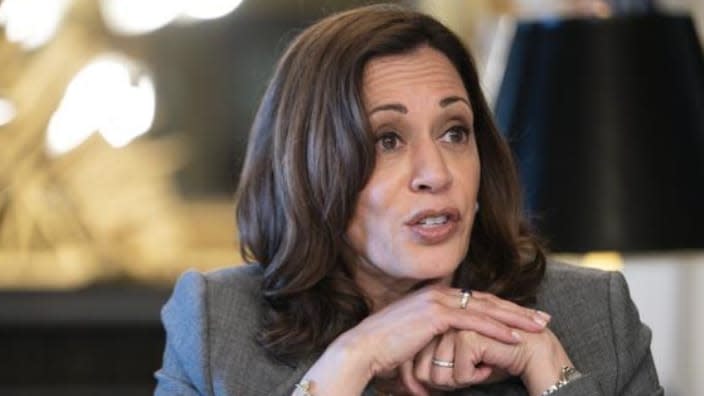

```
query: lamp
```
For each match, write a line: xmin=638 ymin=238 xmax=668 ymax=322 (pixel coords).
xmin=494 ymin=11 xmax=704 ymax=253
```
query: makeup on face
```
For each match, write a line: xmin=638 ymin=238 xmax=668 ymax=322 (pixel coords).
xmin=346 ymin=46 xmax=481 ymax=300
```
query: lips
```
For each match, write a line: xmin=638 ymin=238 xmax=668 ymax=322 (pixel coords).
xmin=405 ymin=208 xmax=461 ymax=244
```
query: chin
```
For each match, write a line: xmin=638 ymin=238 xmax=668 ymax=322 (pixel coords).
xmin=409 ymin=241 xmax=468 ymax=276
xmin=399 ymin=252 xmax=464 ymax=281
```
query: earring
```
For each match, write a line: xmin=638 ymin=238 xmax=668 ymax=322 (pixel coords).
xmin=475 ymin=202 xmax=480 ymax=213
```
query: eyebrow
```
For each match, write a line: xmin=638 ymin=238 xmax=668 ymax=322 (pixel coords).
xmin=369 ymin=95 xmax=471 ymax=115
xmin=369 ymin=103 xmax=408 ymax=115
xmin=439 ymin=96 xmax=471 ymax=109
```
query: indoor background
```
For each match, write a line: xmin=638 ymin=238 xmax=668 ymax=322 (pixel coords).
xmin=0 ymin=0 xmax=702 ymax=395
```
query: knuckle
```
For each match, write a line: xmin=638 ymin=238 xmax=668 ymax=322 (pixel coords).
xmin=458 ymin=329 xmax=479 ymax=342
xmin=473 ymin=290 xmax=491 ymax=300
xmin=429 ymin=371 xmax=448 ymax=385
xmin=471 ymin=311 xmax=491 ymax=323
xmin=423 ymin=289 xmax=444 ymax=305
xmin=472 ymin=298 xmax=492 ymax=312
xmin=483 ymin=299 xmax=499 ymax=310
xmin=414 ymin=367 xmax=430 ymax=382
xmin=427 ymin=301 xmax=446 ymax=317
xmin=525 ymin=308 xmax=538 ymax=319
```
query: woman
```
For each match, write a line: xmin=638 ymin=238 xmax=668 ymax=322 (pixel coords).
xmin=155 ymin=4 xmax=662 ymax=396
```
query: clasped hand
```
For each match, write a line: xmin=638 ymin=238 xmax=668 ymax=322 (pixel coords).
xmin=325 ymin=285 xmax=573 ymax=396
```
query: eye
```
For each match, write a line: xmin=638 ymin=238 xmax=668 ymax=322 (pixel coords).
xmin=376 ymin=131 xmax=402 ymax=152
xmin=441 ymin=125 xmax=471 ymax=144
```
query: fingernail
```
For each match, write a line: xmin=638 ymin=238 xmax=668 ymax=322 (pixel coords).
xmin=512 ymin=330 xmax=522 ymax=341
xmin=536 ymin=310 xmax=552 ymax=321
xmin=533 ymin=316 xmax=547 ymax=327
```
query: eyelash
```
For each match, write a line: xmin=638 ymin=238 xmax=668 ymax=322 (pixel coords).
xmin=376 ymin=131 xmax=402 ymax=152
xmin=442 ymin=125 xmax=471 ymax=144
xmin=374 ymin=124 xmax=472 ymax=152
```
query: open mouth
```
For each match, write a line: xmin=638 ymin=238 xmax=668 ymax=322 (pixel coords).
xmin=417 ymin=214 xmax=449 ymax=227
xmin=407 ymin=208 xmax=460 ymax=226
xmin=406 ymin=208 xmax=461 ymax=244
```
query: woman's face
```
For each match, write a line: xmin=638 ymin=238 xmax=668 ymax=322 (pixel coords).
xmin=346 ymin=46 xmax=481 ymax=295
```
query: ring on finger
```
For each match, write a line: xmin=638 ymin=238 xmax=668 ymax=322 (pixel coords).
xmin=459 ymin=288 xmax=472 ymax=310
xmin=431 ymin=358 xmax=455 ymax=368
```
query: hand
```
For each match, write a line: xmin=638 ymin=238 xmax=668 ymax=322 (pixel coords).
xmin=347 ymin=286 xmax=548 ymax=379
xmin=402 ymin=326 xmax=573 ymax=396
xmin=399 ymin=290 xmax=551 ymax=395
xmin=298 ymin=286 xmax=548 ymax=396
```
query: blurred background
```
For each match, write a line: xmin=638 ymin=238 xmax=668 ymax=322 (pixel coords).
xmin=0 ymin=0 xmax=702 ymax=394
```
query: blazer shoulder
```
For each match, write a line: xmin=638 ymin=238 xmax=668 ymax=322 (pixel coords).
xmin=157 ymin=263 xmax=304 ymax=395
xmin=202 ymin=263 xmax=265 ymax=303
xmin=202 ymin=263 xmax=267 ymax=341
xmin=165 ymin=263 xmax=266 ymax=337
xmin=196 ymin=263 xmax=267 ymax=347
xmin=539 ymin=260 xmax=613 ymax=304
xmin=543 ymin=259 xmax=612 ymax=282
xmin=203 ymin=262 xmax=265 ymax=285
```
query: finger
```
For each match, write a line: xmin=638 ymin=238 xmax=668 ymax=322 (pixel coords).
xmin=414 ymin=337 xmax=438 ymax=384
xmin=443 ymin=306 xmax=522 ymax=344
xmin=468 ymin=298 xmax=547 ymax=332
xmin=469 ymin=364 xmax=495 ymax=384
xmin=475 ymin=291 xmax=552 ymax=323
xmin=429 ymin=331 xmax=456 ymax=388
xmin=453 ymin=331 xmax=498 ymax=386
xmin=351 ymin=286 xmax=527 ymax=376
xmin=470 ymin=291 xmax=551 ymax=331
xmin=400 ymin=361 xmax=430 ymax=396
xmin=418 ymin=288 xmax=519 ymax=343
xmin=429 ymin=287 xmax=548 ymax=334
xmin=459 ymin=330 xmax=526 ymax=378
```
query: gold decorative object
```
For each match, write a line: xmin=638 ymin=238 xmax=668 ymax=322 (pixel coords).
xmin=0 ymin=0 xmax=241 ymax=289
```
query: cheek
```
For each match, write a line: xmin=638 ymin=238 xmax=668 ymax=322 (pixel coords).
xmin=469 ymin=161 xmax=481 ymax=194
xmin=345 ymin=173 xmax=399 ymax=249
xmin=452 ymin=156 xmax=480 ymax=194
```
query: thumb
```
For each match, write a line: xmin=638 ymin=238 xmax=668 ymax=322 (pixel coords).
xmin=477 ymin=336 xmax=524 ymax=377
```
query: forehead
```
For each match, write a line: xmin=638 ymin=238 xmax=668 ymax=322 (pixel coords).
xmin=362 ymin=46 xmax=467 ymax=105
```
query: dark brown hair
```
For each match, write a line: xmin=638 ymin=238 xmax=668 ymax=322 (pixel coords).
xmin=235 ymin=4 xmax=546 ymax=361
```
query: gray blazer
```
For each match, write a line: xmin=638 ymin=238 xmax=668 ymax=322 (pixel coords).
xmin=154 ymin=262 xmax=663 ymax=395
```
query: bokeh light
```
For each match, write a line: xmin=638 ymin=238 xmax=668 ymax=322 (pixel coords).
xmin=0 ymin=0 xmax=71 ymax=50
xmin=100 ymin=0 xmax=244 ymax=35
xmin=46 ymin=54 xmax=156 ymax=156
xmin=181 ymin=0 xmax=244 ymax=20
xmin=0 ymin=97 xmax=17 ymax=126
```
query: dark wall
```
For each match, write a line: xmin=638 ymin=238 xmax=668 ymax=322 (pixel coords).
xmin=130 ymin=0 xmax=405 ymax=198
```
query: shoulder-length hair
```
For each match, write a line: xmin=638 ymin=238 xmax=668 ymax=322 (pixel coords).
xmin=235 ymin=3 xmax=545 ymax=361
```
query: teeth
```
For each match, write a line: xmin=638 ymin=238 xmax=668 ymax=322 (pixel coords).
xmin=419 ymin=215 xmax=448 ymax=225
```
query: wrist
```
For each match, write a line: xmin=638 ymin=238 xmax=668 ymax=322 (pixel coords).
xmin=519 ymin=332 xmax=574 ymax=396
xmin=332 ymin=328 xmax=380 ymax=380
xmin=538 ymin=366 xmax=583 ymax=396
xmin=297 ymin=331 xmax=375 ymax=395
xmin=522 ymin=359 xmax=569 ymax=396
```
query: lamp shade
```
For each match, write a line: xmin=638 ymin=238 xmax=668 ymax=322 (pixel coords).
xmin=495 ymin=13 xmax=704 ymax=253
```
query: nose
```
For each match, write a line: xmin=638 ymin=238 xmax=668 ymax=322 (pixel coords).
xmin=409 ymin=142 xmax=452 ymax=193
